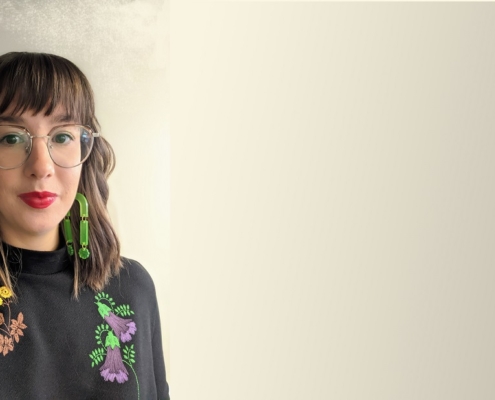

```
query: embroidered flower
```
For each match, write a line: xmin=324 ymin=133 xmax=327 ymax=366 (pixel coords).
xmin=0 ymin=286 xmax=12 ymax=299
xmin=10 ymin=313 xmax=27 ymax=343
xmin=0 ymin=298 xmax=27 ymax=355
xmin=97 ymin=302 xmax=136 ymax=343
xmin=106 ymin=313 xmax=136 ymax=343
xmin=0 ymin=335 xmax=14 ymax=356
xmin=90 ymin=292 xmax=138 ymax=394
xmin=99 ymin=331 xmax=129 ymax=383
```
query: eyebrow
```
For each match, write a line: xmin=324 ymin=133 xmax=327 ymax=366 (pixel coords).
xmin=52 ymin=114 xmax=75 ymax=123
xmin=0 ymin=115 xmax=21 ymax=124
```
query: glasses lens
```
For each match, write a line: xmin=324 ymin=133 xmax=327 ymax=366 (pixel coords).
xmin=48 ymin=125 xmax=94 ymax=167
xmin=0 ymin=126 xmax=31 ymax=169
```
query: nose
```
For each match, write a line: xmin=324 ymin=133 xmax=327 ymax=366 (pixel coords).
xmin=23 ymin=137 xmax=55 ymax=179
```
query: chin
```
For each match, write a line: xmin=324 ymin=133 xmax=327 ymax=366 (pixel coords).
xmin=20 ymin=217 xmax=63 ymax=237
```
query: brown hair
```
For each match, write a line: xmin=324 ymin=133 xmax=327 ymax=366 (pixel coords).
xmin=0 ymin=52 xmax=122 ymax=297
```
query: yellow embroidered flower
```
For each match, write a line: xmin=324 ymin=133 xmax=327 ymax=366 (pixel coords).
xmin=0 ymin=298 xmax=3 ymax=306
xmin=0 ymin=286 xmax=12 ymax=299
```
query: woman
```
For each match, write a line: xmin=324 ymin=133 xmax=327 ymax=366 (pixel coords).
xmin=0 ymin=52 xmax=170 ymax=399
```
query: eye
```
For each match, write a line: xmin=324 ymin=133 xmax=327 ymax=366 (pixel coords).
xmin=52 ymin=132 xmax=74 ymax=144
xmin=81 ymin=131 xmax=90 ymax=144
xmin=0 ymin=133 xmax=26 ymax=146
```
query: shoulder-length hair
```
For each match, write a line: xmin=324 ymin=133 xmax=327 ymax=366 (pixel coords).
xmin=0 ymin=52 xmax=122 ymax=297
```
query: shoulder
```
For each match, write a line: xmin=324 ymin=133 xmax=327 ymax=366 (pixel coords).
xmin=104 ymin=257 xmax=158 ymax=307
xmin=120 ymin=257 xmax=156 ymax=290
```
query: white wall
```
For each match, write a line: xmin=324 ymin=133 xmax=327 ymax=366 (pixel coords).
xmin=0 ymin=0 xmax=170 ymax=373
xmin=172 ymin=2 xmax=495 ymax=399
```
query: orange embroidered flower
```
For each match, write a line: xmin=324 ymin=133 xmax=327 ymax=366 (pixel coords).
xmin=10 ymin=313 xmax=27 ymax=343
xmin=0 ymin=286 xmax=12 ymax=299
xmin=0 ymin=335 xmax=13 ymax=356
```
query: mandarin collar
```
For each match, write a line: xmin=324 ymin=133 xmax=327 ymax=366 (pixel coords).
xmin=2 ymin=242 xmax=71 ymax=275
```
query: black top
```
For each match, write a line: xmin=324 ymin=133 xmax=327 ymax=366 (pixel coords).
xmin=0 ymin=243 xmax=170 ymax=400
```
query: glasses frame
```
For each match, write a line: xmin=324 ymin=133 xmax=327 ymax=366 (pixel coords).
xmin=0 ymin=124 xmax=100 ymax=170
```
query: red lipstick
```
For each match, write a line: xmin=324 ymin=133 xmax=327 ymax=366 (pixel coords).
xmin=18 ymin=191 xmax=57 ymax=209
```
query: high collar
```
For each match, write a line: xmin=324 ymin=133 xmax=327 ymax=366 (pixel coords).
xmin=2 ymin=241 xmax=72 ymax=275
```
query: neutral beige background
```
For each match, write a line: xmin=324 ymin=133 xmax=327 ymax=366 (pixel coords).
xmin=172 ymin=2 xmax=495 ymax=399
xmin=0 ymin=0 xmax=170 ymax=374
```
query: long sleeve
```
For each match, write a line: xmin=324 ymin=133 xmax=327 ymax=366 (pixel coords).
xmin=152 ymin=299 xmax=170 ymax=399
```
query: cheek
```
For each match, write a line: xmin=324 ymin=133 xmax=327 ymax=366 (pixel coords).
xmin=0 ymin=170 xmax=13 ymax=183
xmin=0 ymin=171 xmax=20 ymax=196
xmin=59 ymin=168 xmax=82 ymax=197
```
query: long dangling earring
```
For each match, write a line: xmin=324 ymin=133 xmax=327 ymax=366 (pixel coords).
xmin=63 ymin=193 xmax=90 ymax=259
xmin=63 ymin=212 xmax=75 ymax=256
xmin=76 ymin=193 xmax=90 ymax=259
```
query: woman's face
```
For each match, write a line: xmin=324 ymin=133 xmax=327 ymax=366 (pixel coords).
xmin=0 ymin=105 xmax=82 ymax=250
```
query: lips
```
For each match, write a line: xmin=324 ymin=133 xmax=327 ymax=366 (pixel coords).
xmin=18 ymin=191 xmax=57 ymax=209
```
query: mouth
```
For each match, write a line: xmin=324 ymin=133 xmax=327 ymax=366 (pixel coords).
xmin=18 ymin=191 xmax=58 ymax=209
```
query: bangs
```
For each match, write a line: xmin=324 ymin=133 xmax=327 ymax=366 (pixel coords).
xmin=0 ymin=52 xmax=96 ymax=128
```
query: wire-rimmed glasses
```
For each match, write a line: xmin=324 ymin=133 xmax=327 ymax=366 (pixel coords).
xmin=0 ymin=124 xmax=100 ymax=169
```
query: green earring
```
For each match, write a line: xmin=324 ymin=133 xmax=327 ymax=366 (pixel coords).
xmin=63 ymin=193 xmax=90 ymax=259
xmin=63 ymin=212 xmax=74 ymax=256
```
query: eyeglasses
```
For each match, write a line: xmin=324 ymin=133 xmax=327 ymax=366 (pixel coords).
xmin=0 ymin=124 xmax=100 ymax=169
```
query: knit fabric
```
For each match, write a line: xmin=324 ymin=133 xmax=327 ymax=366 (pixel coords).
xmin=0 ymin=243 xmax=170 ymax=400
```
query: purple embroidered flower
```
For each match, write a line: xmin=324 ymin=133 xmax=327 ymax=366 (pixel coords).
xmin=99 ymin=331 xmax=129 ymax=383
xmin=97 ymin=302 xmax=137 ymax=342
xmin=105 ymin=312 xmax=136 ymax=342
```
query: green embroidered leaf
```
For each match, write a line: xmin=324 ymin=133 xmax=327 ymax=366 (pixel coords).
xmin=95 ymin=292 xmax=105 ymax=302
xmin=95 ymin=323 xmax=110 ymax=334
xmin=114 ymin=304 xmax=135 ymax=317
xmin=95 ymin=292 xmax=116 ymax=308
xmin=122 ymin=344 xmax=136 ymax=364
xmin=94 ymin=324 xmax=111 ymax=347
xmin=89 ymin=348 xmax=106 ymax=368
